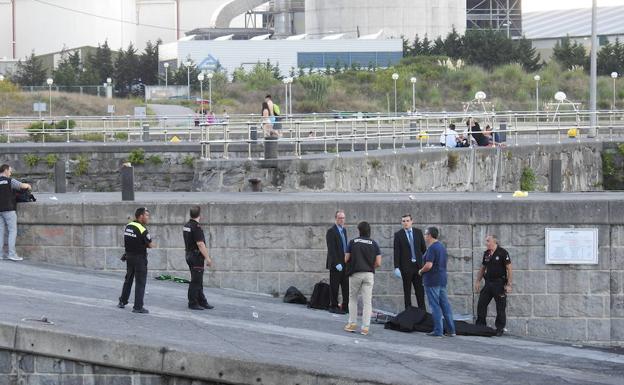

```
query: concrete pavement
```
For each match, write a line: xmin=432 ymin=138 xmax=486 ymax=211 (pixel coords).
xmin=0 ymin=262 xmax=623 ymax=385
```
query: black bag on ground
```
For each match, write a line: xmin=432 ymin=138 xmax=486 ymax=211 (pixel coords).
xmin=307 ymin=281 xmax=331 ymax=310
xmin=15 ymin=190 xmax=36 ymax=203
xmin=384 ymin=306 xmax=497 ymax=337
xmin=283 ymin=286 xmax=307 ymax=305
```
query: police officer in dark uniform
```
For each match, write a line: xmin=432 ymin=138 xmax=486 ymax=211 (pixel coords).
xmin=475 ymin=234 xmax=513 ymax=336
xmin=183 ymin=205 xmax=213 ymax=310
xmin=118 ymin=207 xmax=153 ymax=314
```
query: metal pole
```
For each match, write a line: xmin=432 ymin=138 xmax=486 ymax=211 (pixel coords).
xmin=200 ymin=80 xmax=204 ymax=115
xmin=289 ymin=82 xmax=293 ymax=117
xmin=393 ymin=79 xmax=398 ymax=116
xmin=165 ymin=69 xmax=168 ymax=87
xmin=613 ymin=77 xmax=617 ymax=111
xmin=412 ymin=82 xmax=415 ymax=112
xmin=187 ymin=66 xmax=191 ymax=100
xmin=209 ymin=78 xmax=212 ymax=111
xmin=48 ymin=84 xmax=52 ymax=117
xmin=588 ymin=0 xmax=598 ymax=137
xmin=536 ymin=80 xmax=539 ymax=113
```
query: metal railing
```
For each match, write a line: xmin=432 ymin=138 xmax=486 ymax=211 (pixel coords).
xmin=2 ymin=111 xmax=624 ymax=158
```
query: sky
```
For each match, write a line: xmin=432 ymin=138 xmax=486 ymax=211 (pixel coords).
xmin=523 ymin=0 xmax=624 ymax=12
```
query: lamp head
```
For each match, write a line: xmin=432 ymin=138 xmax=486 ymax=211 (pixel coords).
xmin=612 ymin=72 xmax=619 ymax=79
xmin=410 ymin=77 xmax=417 ymax=84
xmin=46 ymin=78 xmax=53 ymax=85
xmin=197 ymin=73 xmax=205 ymax=81
xmin=392 ymin=73 xmax=399 ymax=80
xmin=534 ymin=75 xmax=540 ymax=81
xmin=475 ymin=91 xmax=486 ymax=101
xmin=554 ymin=91 xmax=567 ymax=102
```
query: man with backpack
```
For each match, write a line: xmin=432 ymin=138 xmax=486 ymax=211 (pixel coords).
xmin=0 ymin=164 xmax=31 ymax=261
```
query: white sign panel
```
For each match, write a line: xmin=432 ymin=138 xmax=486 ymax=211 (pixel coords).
xmin=134 ymin=107 xmax=147 ymax=118
xmin=545 ymin=228 xmax=598 ymax=264
xmin=107 ymin=105 xmax=115 ymax=114
xmin=33 ymin=102 xmax=46 ymax=112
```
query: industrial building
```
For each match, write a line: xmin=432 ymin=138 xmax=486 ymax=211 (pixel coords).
xmin=466 ymin=0 xmax=522 ymax=38
xmin=158 ymin=37 xmax=403 ymax=76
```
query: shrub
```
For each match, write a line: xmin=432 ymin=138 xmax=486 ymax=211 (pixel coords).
xmin=182 ymin=155 xmax=195 ymax=167
xmin=45 ymin=154 xmax=59 ymax=168
xmin=73 ymin=154 xmax=89 ymax=176
xmin=520 ymin=167 xmax=536 ymax=191
xmin=447 ymin=152 xmax=459 ymax=172
xmin=148 ymin=155 xmax=163 ymax=165
xmin=24 ymin=154 xmax=40 ymax=168
xmin=127 ymin=148 xmax=145 ymax=165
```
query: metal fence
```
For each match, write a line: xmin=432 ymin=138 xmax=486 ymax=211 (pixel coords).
xmin=2 ymin=111 xmax=624 ymax=160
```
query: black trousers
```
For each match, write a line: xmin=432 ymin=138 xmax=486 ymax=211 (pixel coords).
xmin=401 ymin=269 xmax=426 ymax=310
xmin=329 ymin=269 xmax=349 ymax=309
xmin=119 ymin=254 xmax=148 ymax=310
xmin=186 ymin=251 xmax=207 ymax=307
xmin=476 ymin=279 xmax=507 ymax=331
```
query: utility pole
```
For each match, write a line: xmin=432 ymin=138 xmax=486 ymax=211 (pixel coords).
xmin=588 ymin=0 xmax=598 ymax=137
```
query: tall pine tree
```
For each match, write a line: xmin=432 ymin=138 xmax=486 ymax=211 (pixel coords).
xmin=12 ymin=51 xmax=47 ymax=86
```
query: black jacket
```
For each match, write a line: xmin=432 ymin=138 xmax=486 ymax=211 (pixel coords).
xmin=326 ymin=224 xmax=347 ymax=271
xmin=393 ymin=227 xmax=426 ymax=271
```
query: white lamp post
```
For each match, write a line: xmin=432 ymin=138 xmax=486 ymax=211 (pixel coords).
xmin=197 ymin=73 xmax=205 ymax=115
xmin=184 ymin=60 xmax=192 ymax=100
xmin=283 ymin=78 xmax=289 ymax=116
xmin=46 ymin=78 xmax=54 ymax=117
xmin=534 ymin=75 xmax=540 ymax=113
xmin=611 ymin=72 xmax=618 ymax=111
xmin=206 ymin=72 xmax=214 ymax=111
xmin=163 ymin=62 xmax=169 ymax=87
xmin=287 ymin=77 xmax=293 ymax=116
xmin=392 ymin=73 xmax=399 ymax=116
xmin=410 ymin=77 xmax=417 ymax=113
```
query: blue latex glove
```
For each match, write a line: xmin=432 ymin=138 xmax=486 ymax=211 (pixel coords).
xmin=335 ymin=264 xmax=343 ymax=272
xmin=394 ymin=268 xmax=402 ymax=279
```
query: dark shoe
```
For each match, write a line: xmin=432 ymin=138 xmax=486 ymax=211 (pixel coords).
xmin=132 ymin=308 xmax=149 ymax=314
xmin=425 ymin=332 xmax=443 ymax=338
xmin=329 ymin=307 xmax=345 ymax=314
xmin=496 ymin=329 xmax=504 ymax=337
xmin=200 ymin=303 xmax=214 ymax=310
xmin=341 ymin=304 xmax=349 ymax=313
xmin=188 ymin=304 xmax=204 ymax=310
xmin=117 ymin=301 xmax=125 ymax=309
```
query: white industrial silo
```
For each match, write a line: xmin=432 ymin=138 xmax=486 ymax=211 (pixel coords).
xmin=305 ymin=0 xmax=466 ymax=40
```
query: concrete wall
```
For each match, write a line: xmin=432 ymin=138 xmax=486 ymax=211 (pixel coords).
xmin=193 ymin=142 xmax=606 ymax=193
xmin=0 ymin=141 xmax=609 ymax=193
xmin=0 ymin=348 xmax=219 ymax=385
xmin=12 ymin=195 xmax=624 ymax=345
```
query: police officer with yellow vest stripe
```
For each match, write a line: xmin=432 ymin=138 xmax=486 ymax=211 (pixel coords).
xmin=118 ymin=207 xmax=153 ymax=314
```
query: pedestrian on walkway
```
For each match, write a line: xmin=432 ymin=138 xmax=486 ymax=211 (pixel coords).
xmin=326 ymin=209 xmax=349 ymax=314
xmin=475 ymin=234 xmax=512 ymax=336
xmin=0 ymin=164 xmax=31 ymax=261
xmin=118 ymin=207 xmax=153 ymax=314
xmin=183 ymin=205 xmax=213 ymax=310
xmin=344 ymin=221 xmax=381 ymax=336
xmin=419 ymin=227 xmax=456 ymax=337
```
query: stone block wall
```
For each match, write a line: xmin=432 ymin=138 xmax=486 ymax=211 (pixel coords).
xmin=12 ymin=196 xmax=624 ymax=345
xmin=0 ymin=349 xmax=221 ymax=385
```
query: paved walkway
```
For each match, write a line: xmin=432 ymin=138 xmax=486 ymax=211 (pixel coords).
xmin=0 ymin=262 xmax=622 ymax=385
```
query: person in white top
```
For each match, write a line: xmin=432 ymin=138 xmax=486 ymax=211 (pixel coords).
xmin=439 ymin=123 xmax=458 ymax=148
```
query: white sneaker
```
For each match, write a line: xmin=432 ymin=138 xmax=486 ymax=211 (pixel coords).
xmin=7 ymin=255 xmax=23 ymax=261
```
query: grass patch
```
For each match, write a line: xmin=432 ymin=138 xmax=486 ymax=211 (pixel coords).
xmin=24 ymin=154 xmax=40 ymax=168
xmin=148 ymin=155 xmax=164 ymax=165
xmin=127 ymin=148 xmax=145 ymax=165
xmin=368 ymin=158 xmax=382 ymax=170
xmin=447 ymin=153 xmax=459 ymax=172
xmin=73 ymin=154 xmax=89 ymax=176
xmin=45 ymin=154 xmax=59 ymax=168
xmin=182 ymin=155 xmax=195 ymax=167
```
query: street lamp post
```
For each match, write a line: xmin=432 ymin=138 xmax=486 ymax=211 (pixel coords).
xmin=206 ymin=72 xmax=214 ymax=111
xmin=283 ymin=78 xmax=289 ymax=116
xmin=534 ymin=75 xmax=540 ymax=113
xmin=197 ymin=73 xmax=205 ymax=115
xmin=288 ymin=77 xmax=293 ymax=116
xmin=46 ymin=78 xmax=53 ymax=117
xmin=611 ymin=72 xmax=618 ymax=111
xmin=184 ymin=60 xmax=192 ymax=100
xmin=392 ymin=73 xmax=399 ymax=116
xmin=410 ymin=77 xmax=417 ymax=113
xmin=163 ymin=63 xmax=169 ymax=87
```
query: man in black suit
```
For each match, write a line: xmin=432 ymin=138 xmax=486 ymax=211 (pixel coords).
xmin=393 ymin=214 xmax=427 ymax=310
xmin=326 ymin=209 xmax=349 ymax=314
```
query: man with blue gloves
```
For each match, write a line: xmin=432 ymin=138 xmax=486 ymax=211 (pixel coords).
xmin=393 ymin=214 xmax=427 ymax=310
xmin=326 ymin=210 xmax=349 ymax=314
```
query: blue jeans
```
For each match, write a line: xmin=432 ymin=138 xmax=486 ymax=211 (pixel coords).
xmin=425 ymin=285 xmax=456 ymax=336
xmin=0 ymin=211 xmax=18 ymax=258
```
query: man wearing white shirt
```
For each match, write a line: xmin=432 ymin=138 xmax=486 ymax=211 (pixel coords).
xmin=439 ymin=124 xmax=458 ymax=148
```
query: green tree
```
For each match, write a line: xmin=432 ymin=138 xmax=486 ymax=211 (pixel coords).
xmin=172 ymin=59 xmax=201 ymax=90
xmin=52 ymin=50 xmax=81 ymax=86
xmin=139 ymin=40 xmax=160 ymax=85
xmin=597 ymin=38 xmax=624 ymax=76
xmin=513 ymin=37 xmax=542 ymax=72
xmin=443 ymin=27 xmax=464 ymax=59
xmin=552 ymin=36 xmax=587 ymax=70
xmin=12 ymin=51 xmax=47 ymax=86
xmin=463 ymin=30 xmax=514 ymax=69
xmin=113 ymin=43 xmax=141 ymax=96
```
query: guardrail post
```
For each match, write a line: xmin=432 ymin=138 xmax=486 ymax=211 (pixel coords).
xmin=142 ymin=123 xmax=150 ymax=142
xmin=54 ymin=160 xmax=66 ymax=194
xmin=121 ymin=164 xmax=135 ymax=201
xmin=549 ymin=159 xmax=562 ymax=193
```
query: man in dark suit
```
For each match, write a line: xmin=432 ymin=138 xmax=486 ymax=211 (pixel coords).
xmin=393 ymin=214 xmax=427 ymax=310
xmin=326 ymin=209 xmax=349 ymax=314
